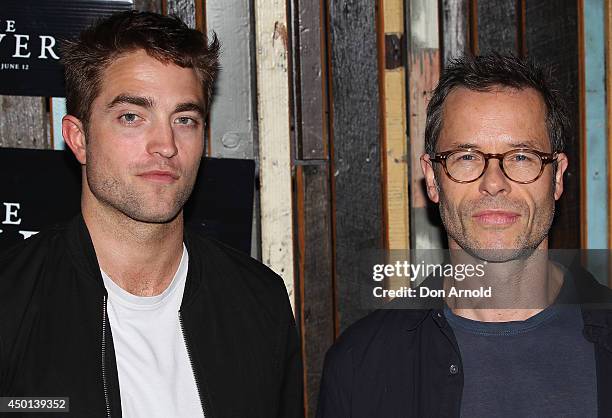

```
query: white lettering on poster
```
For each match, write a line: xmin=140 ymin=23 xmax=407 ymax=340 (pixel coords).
xmin=0 ymin=19 xmax=60 ymax=63
xmin=0 ymin=203 xmax=40 ymax=240
xmin=3 ymin=202 xmax=21 ymax=225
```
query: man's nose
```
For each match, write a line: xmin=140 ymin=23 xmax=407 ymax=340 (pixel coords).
xmin=478 ymin=158 xmax=510 ymax=196
xmin=146 ymin=122 xmax=178 ymax=158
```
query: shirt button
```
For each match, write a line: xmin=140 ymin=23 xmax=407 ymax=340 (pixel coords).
xmin=449 ymin=364 xmax=459 ymax=375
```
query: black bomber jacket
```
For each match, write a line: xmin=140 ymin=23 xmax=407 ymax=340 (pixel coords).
xmin=0 ymin=215 xmax=302 ymax=418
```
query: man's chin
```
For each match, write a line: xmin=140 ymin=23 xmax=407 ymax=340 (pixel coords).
xmin=454 ymin=232 xmax=534 ymax=261
xmin=121 ymin=205 xmax=183 ymax=225
xmin=459 ymin=245 xmax=535 ymax=263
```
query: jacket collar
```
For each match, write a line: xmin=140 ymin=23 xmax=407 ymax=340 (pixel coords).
xmin=65 ymin=213 xmax=106 ymax=291
xmin=65 ymin=214 xmax=204 ymax=306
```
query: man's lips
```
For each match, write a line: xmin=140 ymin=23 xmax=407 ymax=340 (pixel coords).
xmin=472 ymin=210 xmax=521 ymax=226
xmin=137 ymin=170 xmax=180 ymax=183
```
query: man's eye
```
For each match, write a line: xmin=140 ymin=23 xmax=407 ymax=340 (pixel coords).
xmin=175 ymin=116 xmax=197 ymax=126
xmin=119 ymin=113 xmax=141 ymax=124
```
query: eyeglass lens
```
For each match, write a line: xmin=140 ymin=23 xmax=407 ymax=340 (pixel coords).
xmin=446 ymin=150 xmax=542 ymax=182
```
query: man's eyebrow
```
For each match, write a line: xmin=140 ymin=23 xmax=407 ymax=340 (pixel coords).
xmin=507 ymin=140 xmax=541 ymax=148
xmin=448 ymin=142 xmax=480 ymax=149
xmin=107 ymin=94 xmax=154 ymax=110
xmin=174 ymin=102 xmax=205 ymax=116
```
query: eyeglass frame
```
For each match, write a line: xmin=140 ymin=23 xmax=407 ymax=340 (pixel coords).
xmin=429 ymin=148 xmax=558 ymax=184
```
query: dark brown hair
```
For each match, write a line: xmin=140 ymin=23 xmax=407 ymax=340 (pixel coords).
xmin=425 ymin=53 xmax=570 ymax=156
xmin=61 ymin=10 xmax=220 ymax=128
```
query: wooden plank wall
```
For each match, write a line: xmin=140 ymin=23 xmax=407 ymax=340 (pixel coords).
xmin=524 ymin=0 xmax=581 ymax=249
xmin=406 ymin=0 xmax=445 ymax=254
xmin=441 ymin=0 xmax=470 ymax=64
xmin=382 ymin=0 xmax=409 ymax=252
xmin=475 ymin=0 xmax=518 ymax=54
xmin=253 ymin=0 xmax=296 ymax=308
xmin=292 ymin=0 xmax=334 ymax=415
xmin=165 ymin=0 xmax=196 ymax=28
xmin=328 ymin=0 xmax=383 ymax=333
xmin=0 ymin=97 xmax=49 ymax=149
xmin=580 ymin=0 xmax=608 ymax=250
xmin=205 ymin=1 xmax=257 ymax=161
xmin=607 ymin=0 xmax=612 ymax=255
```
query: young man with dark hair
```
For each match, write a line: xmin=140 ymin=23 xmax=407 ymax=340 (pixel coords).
xmin=317 ymin=54 xmax=612 ymax=417
xmin=0 ymin=11 xmax=301 ymax=418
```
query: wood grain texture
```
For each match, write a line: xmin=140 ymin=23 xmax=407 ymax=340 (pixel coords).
xmin=166 ymin=0 xmax=196 ymax=28
xmin=295 ymin=0 xmax=328 ymax=160
xmin=206 ymin=0 xmax=257 ymax=160
xmin=383 ymin=69 xmax=409 ymax=250
xmin=134 ymin=0 xmax=162 ymax=12
xmin=406 ymin=0 xmax=445 ymax=251
xmin=477 ymin=0 xmax=518 ymax=54
xmin=296 ymin=164 xmax=334 ymax=418
xmin=441 ymin=0 xmax=470 ymax=63
xmin=525 ymin=0 xmax=580 ymax=249
xmin=382 ymin=0 xmax=409 ymax=251
xmin=0 ymin=96 xmax=49 ymax=149
xmin=607 ymin=0 xmax=612 ymax=254
xmin=329 ymin=0 xmax=382 ymax=332
xmin=254 ymin=0 xmax=296 ymax=308
xmin=582 ymin=0 xmax=608 ymax=249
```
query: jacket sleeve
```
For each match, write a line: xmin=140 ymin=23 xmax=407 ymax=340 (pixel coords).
xmin=316 ymin=341 xmax=353 ymax=417
xmin=277 ymin=296 xmax=304 ymax=418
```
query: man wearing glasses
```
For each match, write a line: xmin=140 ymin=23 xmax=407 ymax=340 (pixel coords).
xmin=317 ymin=54 xmax=612 ymax=417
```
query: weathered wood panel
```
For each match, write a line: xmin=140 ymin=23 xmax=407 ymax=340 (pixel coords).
xmin=165 ymin=0 xmax=196 ymax=28
xmin=525 ymin=0 xmax=580 ymax=249
xmin=0 ymin=96 xmax=49 ymax=149
xmin=134 ymin=0 xmax=162 ymax=12
xmin=296 ymin=163 xmax=333 ymax=418
xmin=582 ymin=0 xmax=608 ymax=249
xmin=295 ymin=0 xmax=328 ymax=160
xmin=607 ymin=0 xmax=612 ymax=255
xmin=206 ymin=1 xmax=256 ymax=160
xmin=50 ymin=98 xmax=66 ymax=150
xmin=406 ymin=0 xmax=445 ymax=252
xmin=329 ymin=0 xmax=382 ymax=332
xmin=382 ymin=0 xmax=409 ymax=251
xmin=292 ymin=0 xmax=333 ymax=415
xmin=254 ymin=0 xmax=296 ymax=307
xmin=477 ymin=0 xmax=518 ymax=54
xmin=441 ymin=0 xmax=470 ymax=64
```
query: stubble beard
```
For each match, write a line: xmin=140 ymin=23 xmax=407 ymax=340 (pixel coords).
xmin=85 ymin=154 xmax=197 ymax=225
xmin=437 ymin=185 xmax=555 ymax=263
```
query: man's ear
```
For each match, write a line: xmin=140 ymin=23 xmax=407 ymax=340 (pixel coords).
xmin=420 ymin=154 xmax=440 ymax=203
xmin=553 ymin=152 xmax=569 ymax=201
xmin=62 ymin=115 xmax=87 ymax=165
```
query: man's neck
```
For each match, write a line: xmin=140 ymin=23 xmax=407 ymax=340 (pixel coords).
xmin=82 ymin=199 xmax=184 ymax=297
xmin=445 ymin=239 xmax=564 ymax=322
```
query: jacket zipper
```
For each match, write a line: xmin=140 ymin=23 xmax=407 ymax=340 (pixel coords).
xmin=179 ymin=312 xmax=210 ymax=417
xmin=102 ymin=296 xmax=111 ymax=418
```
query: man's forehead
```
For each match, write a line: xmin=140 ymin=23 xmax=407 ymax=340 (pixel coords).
xmin=444 ymin=84 xmax=545 ymax=105
xmin=95 ymin=49 xmax=204 ymax=106
xmin=438 ymin=85 xmax=549 ymax=150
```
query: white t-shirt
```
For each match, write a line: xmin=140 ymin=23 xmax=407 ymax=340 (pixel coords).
xmin=101 ymin=245 xmax=204 ymax=418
